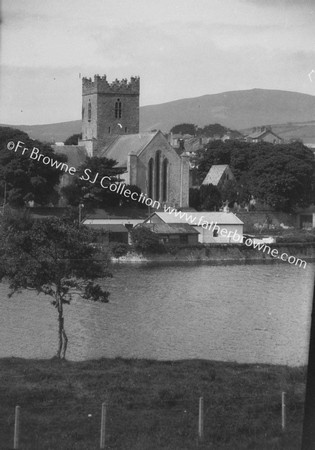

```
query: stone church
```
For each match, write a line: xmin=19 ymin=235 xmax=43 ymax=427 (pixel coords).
xmin=54 ymin=74 xmax=189 ymax=208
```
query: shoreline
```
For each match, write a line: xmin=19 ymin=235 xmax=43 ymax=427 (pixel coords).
xmin=111 ymin=242 xmax=315 ymax=265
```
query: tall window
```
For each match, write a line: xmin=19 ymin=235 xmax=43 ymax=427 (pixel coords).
xmin=88 ymin=100 xmax=91 ymax=122
xmin=115 ymin=99 xmax=122 ymax=118
xmin=148 ymin=158 xmax=154 ymax=199
xmin=155 ymin=151 xmax=161 ymax=201
xmin=162 ymin=158 xmax=168 ymax=202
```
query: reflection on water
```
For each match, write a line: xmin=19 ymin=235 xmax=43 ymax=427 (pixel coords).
xmin=0 ymin=263 xmax=314 ymax=365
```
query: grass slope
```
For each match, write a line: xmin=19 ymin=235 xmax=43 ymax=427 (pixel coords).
xmin=0 ymin=358 xmax=306 ymax=449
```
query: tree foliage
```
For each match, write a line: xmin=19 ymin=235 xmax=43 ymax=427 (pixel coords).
xmin=170 ymin=123 xmax=196 ymax=135
xmin=61 ymin=156 xmax=146 ymax=209
xmin=130 ymin=226 xmax=164 ymax=253
xmin=0 ymin=212 xmax=111 ymax=359
xmin=64 ymin=133 xmax=82 ymax=145
xmin=199 ymin=184 xmax=222 ymax=211
xmin=0 ymin=127 xmax=66 ymax=206
xmin=196 ymin=140 xmax=315 ymax=211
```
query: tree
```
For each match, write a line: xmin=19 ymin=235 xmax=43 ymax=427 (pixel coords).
xmin=0 ymin=126 xmax=66 ymax=206
xmin=130 ymin=226 xmax=164 ymax=253
xmin=0 ymin=212 xmax=111 ymax=359
xmin=196 ymin=140 xmax=315 ymax=212
xmin=61 ymin=156 xmax=124 ymax=207
xmin=62 ymin=156 xmax=146 ymax=209
xmin=200 ymin=123 xmax=228 ymax=138
xmin=247 ymin=142 xmax=315 ymax=211
xmin=64 ymin=133 xmax=82 ymax=145
xmin=199 ymin=184 xmax=222 ymax=211
xmin=170 ymin=123 xmax=196 ymax=135
xmin=220 ymin=180 xmax=239 ymax=207
xmin=189 ymin=188 xmax=201 ymax=210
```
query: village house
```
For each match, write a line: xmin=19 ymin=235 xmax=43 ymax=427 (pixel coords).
xmin=245 ymin=126 xmax=283 ymax=144
xmin=138 ymin=222 xmax=199 ymax=245
xmin=202 ymin=164 xmax=235 ymax=189
xmin=144 ymin=211 xmax=244 ymax=244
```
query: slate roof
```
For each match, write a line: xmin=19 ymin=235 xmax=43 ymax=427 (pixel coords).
xmin=52 ymin=145 xmax=88 ymax=169
xmin=202 ymin=165 xmax=230 ymax=186
xmin=83 ymin=219 xmax=143 ymax=226
xmin=151 ymin=211 xmax=243 ymax=225
xmin=85 ymin=224 xmax=128 ymax=232
xmin=83 ymin=207 xmax=148 ymax=220
xmin=99 ymin=132 xmax=158 ymax=167
xmin=246 ymin=130 xmax=281 ymax=140
xmin=141 ymin=222 xmax=199 ymax=235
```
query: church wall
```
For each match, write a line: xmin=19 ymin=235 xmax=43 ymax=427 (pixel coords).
xmin=137 ymin=132 xmax=189 ymax=208
xmin=180 ymin=154 xmax=190 ymax=207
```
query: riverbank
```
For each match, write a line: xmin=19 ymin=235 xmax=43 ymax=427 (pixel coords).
xmin=111 ymin=242 xmax=315 ymax=265
xmin=0 ymin=357 xmax=305 ymax=449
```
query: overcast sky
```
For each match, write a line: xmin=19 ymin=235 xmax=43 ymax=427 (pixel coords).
xmin=1 ymin=0 xmax=315 ymax=125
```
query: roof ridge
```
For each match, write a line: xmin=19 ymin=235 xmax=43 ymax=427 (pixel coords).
xmin=136 ymin=130 xmax=160 ymax=157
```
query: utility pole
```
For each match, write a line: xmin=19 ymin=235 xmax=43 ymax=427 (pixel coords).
xmin=302 ymin=279 xmax=315 ymax=449
xmin=78 ymin=203 xmax=84 ymax=224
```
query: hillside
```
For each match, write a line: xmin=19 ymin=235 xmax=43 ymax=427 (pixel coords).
xmin=2 ymin=88 xmax=315 ymax=143
xmin=139 ymin=88 xmax=315 ymax=133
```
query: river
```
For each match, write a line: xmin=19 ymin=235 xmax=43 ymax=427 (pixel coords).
xmin=0 ymin=262 xmax=314 ymax=366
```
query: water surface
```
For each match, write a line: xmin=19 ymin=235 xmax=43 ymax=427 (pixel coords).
xmin=0 ymin=263 xmax=314 ymax=365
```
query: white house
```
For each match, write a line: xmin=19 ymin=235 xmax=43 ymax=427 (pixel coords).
xmin=144 ymin=211 xmax=244 ymax=244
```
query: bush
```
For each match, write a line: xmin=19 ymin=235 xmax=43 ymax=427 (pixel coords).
xmin=130 ymin=226 xmax=165 ymax=253
xmin=110 ymin=243 xmax=130 ymax=258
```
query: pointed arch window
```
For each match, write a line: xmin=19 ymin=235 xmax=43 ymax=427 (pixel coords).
xmin=162 ymin=158 xmax=168 ymax=202
xmin=148 ymin=158 xmax=154 ymax=199
xmin=88 ymin=100 xmax=91 ymax=122
xmin=155 ymin=151 xmax=161 ymax=201
xmin=115 ymin=98 xmax=122 ymax=119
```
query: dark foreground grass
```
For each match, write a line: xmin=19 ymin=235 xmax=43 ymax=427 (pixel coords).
xmin=0 ymin=358 xmax=306 ymax=449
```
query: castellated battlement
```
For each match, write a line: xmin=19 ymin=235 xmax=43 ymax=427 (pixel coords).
xmin=82 ymin=74 xmax=140 ymax=95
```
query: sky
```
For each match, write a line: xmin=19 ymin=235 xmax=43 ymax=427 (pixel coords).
xmin=1 ymin=0 xmax=315 ymax=125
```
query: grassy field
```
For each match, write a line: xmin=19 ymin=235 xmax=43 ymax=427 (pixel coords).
xmin=0 ymin=358 xmax=306 ymax=449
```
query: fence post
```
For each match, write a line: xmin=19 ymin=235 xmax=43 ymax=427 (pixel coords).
xmin=100 ymin=402 xmax=106 ymax=449
xmin=13 ymin=405 xmax=20 ymax=449
xmin=198 ymin=397 xmax=204 ymax=442
xmin=281 ymin=392 xmax=286 ymax=431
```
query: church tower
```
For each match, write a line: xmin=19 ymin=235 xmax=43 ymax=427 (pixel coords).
xmin=80 ymin=74 xmax=140 ymax=156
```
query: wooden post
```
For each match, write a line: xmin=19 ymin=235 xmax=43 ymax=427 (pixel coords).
xmin=281 ymin=392 xmax=286 ymax=431
xmin=302 ymin=280 xmax=315 ymax=449
xmin=100 ymin=402 xmax=106 ymax=449
xmin=198 ymin=397 xmax=204 ymax=441
xmin=13 ymin=405 xmax=20 ymax=449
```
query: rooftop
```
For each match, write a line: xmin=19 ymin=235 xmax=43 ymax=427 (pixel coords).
xmin=152 ymin=211 xmax=244 ymax=225
xmin=141 ymin=222 xmax=199 ymax=234
xmin=99 ymin=132 xmax=158 ymax=167
xmin=202 ymin=165 xmax=230 ymax=186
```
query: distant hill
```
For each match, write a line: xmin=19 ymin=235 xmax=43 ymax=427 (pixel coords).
xmin=2 ymin=88 xmax=315 ymax=143
xmin=0 ymin=120 xmax=82 ymax=144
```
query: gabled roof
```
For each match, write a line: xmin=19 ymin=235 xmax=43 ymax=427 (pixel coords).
xmin=246 ymin=130 xmax=281 ymax=140
xmin=151 ymin=211 xmax=243 ymax=225
xmin=202 ymin=164 xmax=231 ymax=186
xmin=99 ymin=132 xmax=158 ymax=167
xmin=52 ymin=145 xmax=88 ymax=169
xmin=142 ymin=222 xmax=199 ymax=234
